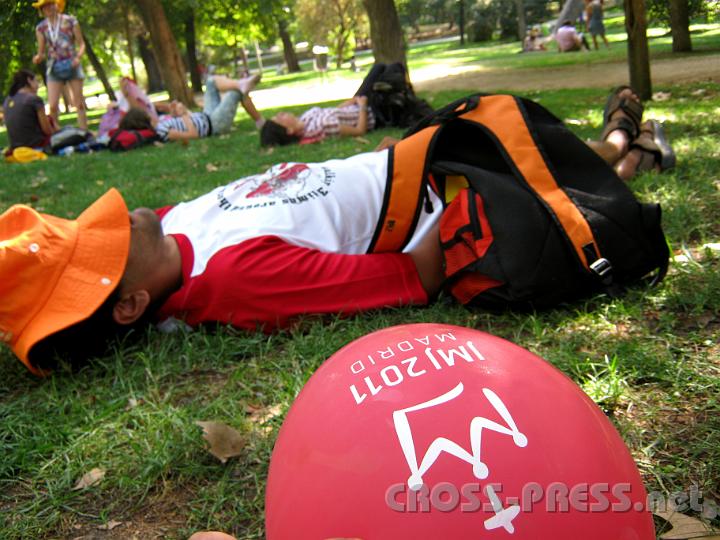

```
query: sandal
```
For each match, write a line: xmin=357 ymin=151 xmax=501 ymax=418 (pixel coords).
xmin=630 ymin=120 xmax=677 ymax=173
xmin=601 ymin=85 xmax=644 ymax=141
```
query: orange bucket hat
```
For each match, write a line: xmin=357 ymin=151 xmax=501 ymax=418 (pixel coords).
xmin=0 ymin=189 xmax=130 ymax=375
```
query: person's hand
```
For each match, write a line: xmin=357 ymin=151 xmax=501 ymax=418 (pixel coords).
xmin=356 ymin=95 xmax=368 ymax=107
xmin=71 ymin=56 xmax=80 ymax=68
xmin=32 ymin=54 xmax=43 ymax=65
xmin=374 ymin=136 xmax=399 ymax=152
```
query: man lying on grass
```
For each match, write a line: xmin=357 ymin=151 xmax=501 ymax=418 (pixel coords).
xmin=0 ymin=88 xmax=674 ymax=375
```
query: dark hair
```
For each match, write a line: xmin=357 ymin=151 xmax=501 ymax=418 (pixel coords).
xmin=9 ymin=69 xmax=36 ymax=96
xmin=119 ymin=107 xmax=154 ymax=131
xmin=260 ymin=119 xmax=301 ymax=147
xmin=28 ymin=288 xmax=160 ymax=371
xmin=561 ymin=19 xmax=574 ymax=26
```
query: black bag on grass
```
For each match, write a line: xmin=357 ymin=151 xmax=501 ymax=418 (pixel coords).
xmin=371 ymin=93 xmax=669 ymax=309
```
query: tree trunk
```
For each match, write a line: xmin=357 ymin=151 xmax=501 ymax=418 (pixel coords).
xmin=669 ymin=0 xmax=692 ymax=52
xmin=83 ymin=33 xmax=116 ymax=101
xmin=254 ymin=40 xmax=264 ymax=72
xmin=515 ymin=0 xmax=526 ymax=40
xmin=185 ymin=10 xmax=203 ymax=93
xmin=624 ymin=0 xmax=652 ymax=100
xmin=278 ymin=19 xmax=301 ymax=72
xmin=137 ymin=34 xmax=164 ymax=93
xmin=234 ymin=40 xmax=250 ymax=77
xmin=362 ymin=0 xmax=407 ymax=67
xmin=554 ymin=0 xmax=583 ymax=32
xmin=133 ymin=0 xmax=194 ymax=105
xmin=458 ymin=0 xmax=465 ymax=45
xmin=123 ymin=0 xmax=138 ymax=81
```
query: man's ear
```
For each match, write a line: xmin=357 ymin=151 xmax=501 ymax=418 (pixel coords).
xmin=112 ymin=290 xmax=151 ymax=325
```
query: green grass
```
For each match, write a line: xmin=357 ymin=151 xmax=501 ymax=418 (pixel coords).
xmin=1 ymin=27 xmax=720 ymax=540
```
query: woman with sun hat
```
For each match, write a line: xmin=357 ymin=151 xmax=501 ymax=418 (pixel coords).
xmin=31 ymin=0 xmax=88 ymax=130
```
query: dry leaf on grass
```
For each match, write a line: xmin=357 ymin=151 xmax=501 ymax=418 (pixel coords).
xmin=72 ymin=468 xmax=105 ymax=490
xmin=205 ymin=163 xmax=219 ymax=172
xmin=97 ymin=520 xmax=123 ymax=530
xmin=196 ymin=421 xmax=246 ymax=463
xmin=246 ymin=403 xmax=283 ymax=434
xmin=655 ymin=510 xmax=720 ymax=539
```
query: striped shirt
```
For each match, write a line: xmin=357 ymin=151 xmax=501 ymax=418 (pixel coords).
xmin=300 ymin=104 xmax=375 ymax=140
xmin=155 ymin=112 xmax=211 ymax=142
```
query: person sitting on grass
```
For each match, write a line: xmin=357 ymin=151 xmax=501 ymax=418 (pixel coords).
xmin=555 ymin=19 xmax=591 ymax=52
xmin=140 ymin=73 xmax=262 ymax=143
xmin=2 ymin=68 xmax=58 ymax=152
xmin=522 ymin=25 xmax=547 ymax=52
xmin=0 ymin=87 xmax=674 ymax=376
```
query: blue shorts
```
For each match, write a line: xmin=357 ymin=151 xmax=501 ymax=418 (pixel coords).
xmin=46 ymin=63 xmax=85 ymax=84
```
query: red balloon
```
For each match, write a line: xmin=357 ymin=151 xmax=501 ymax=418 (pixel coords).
xmin=266 ymin=324 xmax=654 ymax=540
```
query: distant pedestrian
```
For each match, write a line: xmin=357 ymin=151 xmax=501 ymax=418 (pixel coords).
xmin=31 ymin=0 xmax=88 ymax=129
xmin=585 ymin=0 xmax=610 ymax=50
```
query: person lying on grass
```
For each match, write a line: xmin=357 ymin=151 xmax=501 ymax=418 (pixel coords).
xmin=123 ymin=73 xmax=262 ymax=143
xmin=0 ymin=87 xmax=674 ymax=376
xmin=257 ymin=62 xmax=414 ymax=146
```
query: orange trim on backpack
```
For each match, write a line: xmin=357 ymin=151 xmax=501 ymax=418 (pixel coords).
xmin=373 ymin=125 xmax=439 ymax=252
xmin=459 ymin=95 xmax=599 ymax=268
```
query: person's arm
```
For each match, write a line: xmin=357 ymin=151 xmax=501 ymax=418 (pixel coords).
xmin=338 ymin=96 xmax=368 ymax=137
xmin=584 ymin=6 xmax=591 ymax=32
xmin=166 ymin=103 xmax=199 ymax=141
xmin=71 ymin=19 xmax=85 ymax=68
xmin=36 ymin=106 xmax=56 ymax=136
xmin=407 ymin=221 xmax=443 ymax=299
xmin=33 ymin=28 xmax=46 ymax=65
xmin=374 ymin=136 xmax=400 ymax=152
xmin=159 ymin=236 xmax=430 ymax=331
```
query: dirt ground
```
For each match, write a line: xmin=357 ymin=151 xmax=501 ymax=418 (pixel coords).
xmin=252 ymin=53 xmax=720 ymax=110
xmin=414 ymin=54 xmax=720 ymax=93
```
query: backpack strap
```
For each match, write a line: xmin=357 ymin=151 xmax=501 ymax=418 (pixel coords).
xmin=457 ymin=94 xmax=607 ymax=278
xmin=369 ymin=97 xmax=481 ymax=253
xmin=368 ymin=124 xmax=439 ymax=253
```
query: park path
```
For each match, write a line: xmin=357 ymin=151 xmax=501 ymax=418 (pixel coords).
xmin=250 ymin=53 xmax=720 ymax=110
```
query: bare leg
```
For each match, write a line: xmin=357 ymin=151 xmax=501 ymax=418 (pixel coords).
xmin=47 ymin=80 xmax=63 ymax=125
xmin=616 ymin=150 xmax=644 ymax=181
xmin=68 ymin=78 xmax=87 ymax=129
xmin=585 ymin=87 xmax=640 ymax=167
xmin=210 ymin=74 xmax=260 ymax=95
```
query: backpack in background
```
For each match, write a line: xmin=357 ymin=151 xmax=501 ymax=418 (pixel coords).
xmin=50 ymin=126 xmax=93 ymax=153
xmin=368 ymin=64 xmax=434 ymax=129
xmin=371 ymin=94 xmax=669 ymax=309
xmin=108 ymin=128 xmax=158 ymax=152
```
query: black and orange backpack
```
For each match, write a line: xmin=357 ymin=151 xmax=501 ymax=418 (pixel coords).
xmin=369 ymin=94 xmax=669 ymax=309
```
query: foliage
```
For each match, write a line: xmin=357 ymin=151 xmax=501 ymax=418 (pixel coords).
xmin=465 ymin=0 xmax=553 ymax=42
xmin=646 ymin=0 xmax=720 ymax=26
xmin=0 ymin=0 xmax=43 ymax=100
xmin=295 ymin=0 xmax=368 ymax=66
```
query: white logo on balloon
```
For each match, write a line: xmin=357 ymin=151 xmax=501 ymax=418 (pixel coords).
xmin=392 ymin=383 xmax=528 ymax=533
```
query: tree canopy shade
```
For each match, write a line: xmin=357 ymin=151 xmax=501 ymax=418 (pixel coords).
xmin=362 ymin=0 xmax=407 ymax=66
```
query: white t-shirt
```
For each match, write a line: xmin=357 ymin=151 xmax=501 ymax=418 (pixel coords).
xmin=160 ymin=150 xmax=442 ymax=278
